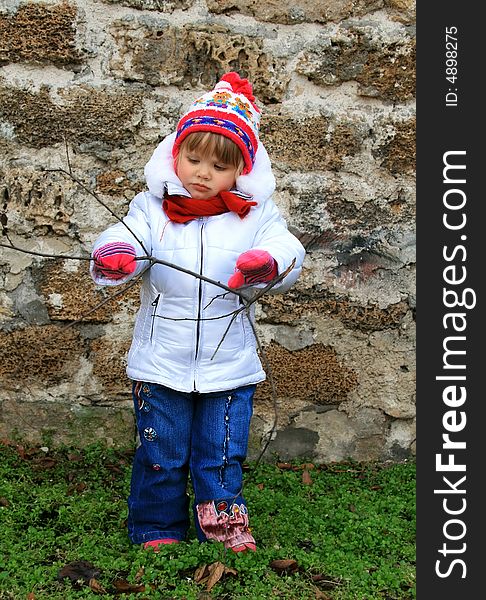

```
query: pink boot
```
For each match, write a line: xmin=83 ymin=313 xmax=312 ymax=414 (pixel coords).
xmin=197 ymin=500 xmax=256 ymax=553
xmin=143 ymin=538 xmax=179 ymax=551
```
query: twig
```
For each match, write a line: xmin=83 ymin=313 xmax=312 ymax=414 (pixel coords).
xmin=209 ymin=312 xmax=239 ymax=360
xmin=137 ymin=255 xmax=240 ymax=297
xmin=44 ymin=167 xmax=150 ymax=257
xmin=142 ymin=255 xmax=296 ymax=302
xmin=62 ymin=264 xmax=153 ymax=324
xmin=63 ymin=134 xmax=72 ymax=176
xmin=248 ymin=316 xmax=279 ymax=465
xmin=0 ymin=239 xmax=90 ymax=262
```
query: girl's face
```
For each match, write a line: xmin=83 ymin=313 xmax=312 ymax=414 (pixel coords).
xmin=176 ymin=146 xmax=239 ymax=200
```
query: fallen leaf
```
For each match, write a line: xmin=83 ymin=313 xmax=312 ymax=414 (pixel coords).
xmin=194 ymin=562 xmax=237 ymax=591
xmin=270 ymin=559 xmax=299 ymax=574
xmin=113 ymin=579 xmax=146 ymax=593
xmin=0 ymin=497 xmax=9 ymax=507
xmin=257 ymin=483 xmax=265 ymax=490
xmin=194 ymin=564 xmax=209 ymax=583
xmin=205 ymin=562 xmax=225 ymax=592
xmin=89 ymin=577 xmax=107 ymax=594
xmin=134 ymin=566 xmax=145 ymax=581
xmin=277 ymin=462 xmax=293 ymax=470
xmin=27 ymin=593 xmax=36 ymax=600
xmin=302 ymin=463 xmax=315 ymax=470
xmin=57 ymin=560 xmax=101 ymax=583
xmin=302 ymin=470 xmax=313 ymax=485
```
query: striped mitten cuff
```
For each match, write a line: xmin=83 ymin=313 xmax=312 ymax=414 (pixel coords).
xmin=227 ymin=249 xmax=277 ymax=289
xmin=93 ymin=242 xmax=136 ymax=280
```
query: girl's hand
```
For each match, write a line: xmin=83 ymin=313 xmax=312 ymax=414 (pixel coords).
xmin=228 ymin=249 xmax=278 ymax=288
xmin=93 ymin=242 xmax=136 ymax=280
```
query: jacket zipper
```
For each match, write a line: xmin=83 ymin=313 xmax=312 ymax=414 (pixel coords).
xmin=150 ymin=294 xmax=160 ymax=342
xmin=193 ymin=221 xmax=205 ymax=390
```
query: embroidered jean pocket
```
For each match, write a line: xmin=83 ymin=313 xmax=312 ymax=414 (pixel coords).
xmin=133 ymin=381 xmax=152 ymax=413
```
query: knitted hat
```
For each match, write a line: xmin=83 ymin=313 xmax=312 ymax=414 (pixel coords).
xmin=172 ymin=72 xmax=261 ymax=175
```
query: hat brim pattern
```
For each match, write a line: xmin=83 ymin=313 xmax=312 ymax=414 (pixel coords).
xmin=175 ymin=112 xmax=257 ymax=174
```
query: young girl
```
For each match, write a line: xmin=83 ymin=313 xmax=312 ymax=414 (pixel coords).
xmin=90 ymin=73 xmax=305 ymax=553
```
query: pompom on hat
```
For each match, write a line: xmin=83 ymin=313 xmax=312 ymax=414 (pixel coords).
xmin=172 ymin=72 xmax=261 ymax=175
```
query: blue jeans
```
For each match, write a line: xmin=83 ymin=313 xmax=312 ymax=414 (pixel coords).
xmin=127 ymin=381 xmax=255 ymax=544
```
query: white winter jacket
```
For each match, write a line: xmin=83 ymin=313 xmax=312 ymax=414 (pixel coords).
xmin=91 ymin=133 xmax=305 ymax=393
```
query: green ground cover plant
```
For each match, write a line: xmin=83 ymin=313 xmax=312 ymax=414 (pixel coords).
xmin=0 ymin=442 xmax=415 ymax=599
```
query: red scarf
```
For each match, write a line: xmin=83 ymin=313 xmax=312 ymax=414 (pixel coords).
xmin=163 ymin=190 xmax=257 ymax=224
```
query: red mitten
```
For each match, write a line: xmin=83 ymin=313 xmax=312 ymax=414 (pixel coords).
xmin=93 ymin=242 xmax=136 ymax=280
xmin=228 ymin=249 xmax=278 ymax=289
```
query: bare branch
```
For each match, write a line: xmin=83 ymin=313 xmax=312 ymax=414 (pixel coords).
xmin=44 ymin=167 xmax=150 ymax=257
xmin=1 ymin=240 xmax=295 ymax=309
xmin=248 ymin=315 xmax=279 ymax=464
xmin=65 ymin=263 xmax=153 ymax=324
xmin=0 ymin=239 xmax=90 ymax=261
xmin=145 ymin=259 xmax=297 ymax=360
xmin=142 ymin=255 xmax=296 ymax=301
xmin=209 ymin=312 xmax=239 ymax=361
xmin=138 ymin=255 xmax=239 ymax=297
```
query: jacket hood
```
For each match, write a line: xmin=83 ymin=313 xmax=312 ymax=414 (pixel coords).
xmin=144 ymin=132 xmax=276 ymax=201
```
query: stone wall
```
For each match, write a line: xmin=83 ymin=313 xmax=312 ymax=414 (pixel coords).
xmin=0 ymin=0 xmax=416 ymax=462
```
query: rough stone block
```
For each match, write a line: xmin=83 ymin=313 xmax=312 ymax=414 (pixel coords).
xmin=0 ymin=325 xmax=84 ymax=387
xmin=206 ymin=0 xmax=384 ymax=25
xmin=384 ymin=0 xmax=416 ymax=23
xmin=0 ymin=168 xmax=75 ymax=237
xmin=266 ymin=426 xmax=319 ymax=460
xmin=325 ymin=191 xmax=415 ymax=236
xmin=255 ymin=341 xmax=358 ymax=405
xmin=90 ymin=337 xmax=132 ymax=396
xmin=295 ymin=409 xmax=357 ymax=462
xmin=277 ymin=171 xmax=414 ymax=238
xmin=96 ymin=169 xmax=143 ymax=198
xmin=260 ymin=289 xmax=409 ymax=332
xmin=261 ymin=114 xmax=363 ymax=171
xmin=372 ymin=117 xmax=416 ymax=174
xmin=385 ymin=418 xmax=415 ymax=459
xmin=109 ymin=21 xmax=289 ymax=102
xmin=0 ymin=1 xmax=82 ymax=67
xmin=297 ymin=25 xmax=415 ymax=102
xmin=38 ymin=261 xmax=136 ymax=323
xmin=0 ymin=84 xmax=145 ymax=150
